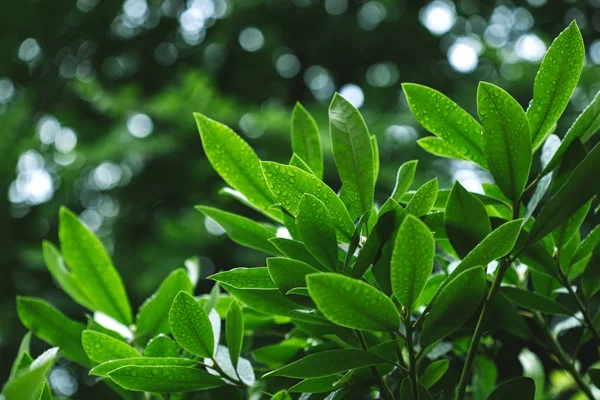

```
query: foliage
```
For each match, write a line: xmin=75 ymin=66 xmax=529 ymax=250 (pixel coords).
xmin=3 ymin=21 xmax=600 ymax=400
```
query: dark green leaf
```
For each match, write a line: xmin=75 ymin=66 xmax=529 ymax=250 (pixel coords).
xmin=478 ymin=82 xmax=532 ymax=201
xmin=292 ymin=102 xmax=323 ymax=179
xmin=500 ymin=287 xmax=571 ymax=314
xmin=267 ymin=257 xmax=320 ymax=293
xmin=82 ymin=330 xmax=140 ymax=363
xmin=582 ymin=245 xmax=600 ymax=299
xmin=399 ymin=378 xmax=434 ymax=400
xmin=589 ymin=368 xmax=600 ymax=388
xmin=90 ymin=357 xmax=197 ymax=377
xmin=569 ymin=225 xmax=600 ymax=278
xmin=391 ymin=160 xmax=418 ymax=201
xmin=487 ymin=377 xmax=535 ymax=400
xmin=296 ymin=194 xmax=339 ymax=270
xmin=289 ymin=374 xmax=343 ymax=393
xmin=169 ymin=292 xmax=214 ymax=358
xmin=252 ymin=338 xmax=306 ymax=369
xmin=226 ymin=300 xmax=244 ymax=369
xmin=269 ymin=237 xmax=326 ymax=272
xmin=109 ymin=365 xmax=224 ymax=393
xmin=144 ymin=334 xmax=181 ymax=357
xmin=552 ymin=198 xmax=592 ymax=251
xmin=549 ymin=139 xmax=587 ymax=195
xmin=419 ymin=359 xmax=449 ymax=389
xmin=405 ymin=178 xmax=438 ymax=217
xmin=209 ymin=267 xmax=277 ymax=290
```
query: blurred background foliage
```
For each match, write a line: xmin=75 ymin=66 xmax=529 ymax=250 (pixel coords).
xmin=1 ymin=0 xmax=600 ymax=397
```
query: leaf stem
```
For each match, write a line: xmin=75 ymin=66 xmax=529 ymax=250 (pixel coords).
xmin=404 ymin=313 xmax=420 ymax=400
xmin=355 ymin=330 xmax=395 ymax=400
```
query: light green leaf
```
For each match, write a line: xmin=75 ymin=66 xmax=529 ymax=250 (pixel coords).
xmin=371 ymin=135 xmax=379 ymax=184
xmin=168 ymin=292 xmax=214 ymax=358
xmin=402 ymin=83 xmax=486 ymax=168
xmin=527 ymin=142 xmax=600 ymax=245
xmin=58 ymin=207 xmax=132 ymax=325
xmin=419 ymin=359 xmax=449 ymax=389
xmin=421 ymin=266 xmax=486 ymax=348
xmin=527 ymin=21 xmax=585 ymax=151
xmin=262 ymin=349 xmax=388 ymax=378
xmin=269 ymin=237 xmax=326 ymax=272
xmin=478 ymin=82 xmax=532 ymax=201
xmin=195 ymin=113 xmax=278 ymax=218
xmin=272 ymin=390 xmax=292 ymax=400
xmin=1 ymin=348 xmax=58 ymax=400
xmin=226 ymin=300 xmax=244 ymax=370
xmin=267 ymin=257 xmax=320 ymax=293
xmin=289 ymin=153 xmax=315 ymax=175
xmin=500 ymin=287 xmax=571 ymax=314
xmin=391 ymin=160 xmax=418 ymax=201
xmin=144 ymin=334 xmax=181 ymax=357
xmin=16 ymin=296 xmax=91 ymax=367
xmin=329 ymin=93 xmax=374 ymax=219
xmin=391 ymin=215 xmax=435 ymax=308
xmin=209 ymin=267 xmax=276 ymax=290
xmin=417 ymin=137 xmax=469 ymax=161
xmin=445 ymin=180 xmax=491 ymax=258
xmin=9 ymin=332 xmax=32 ymax=380
xmin=296 ymin=194 xmax=339 ymax=271
xmin=90 ymin=357 xmax=197 ymax=377
xmin=82 ymin=331 xmax=140 ymax=363
xmin=292 ymin=102 xmax=323 ymax=179
xmin=405 ymin=178 xmax=438 ymax=217
xmin=307 ymin=273 xmax=400 ymax=332
xmin=195 ymin=206 xmax=280 ymax=255
xmin=109 ymin=365 xmax=224 ymax=393
xmin=262 ymin=162 xmax=354 ymax=240
xmin=135 ymin=268 xmax=193 ymax=345
xmin=487 ymin=377 xmax=535 ymax=400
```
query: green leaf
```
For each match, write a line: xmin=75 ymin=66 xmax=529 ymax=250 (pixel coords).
xmin=402 ymin=83 xmax=486 ymax=167
xmin=109 ymin=365 xmax=224 ymax=393
xmin=1 ymin=348 xmax=58 ymax=400
xmin=206 ymin=345 xmax=255 ymax=386
xmin=307 ymin=273 xmax=400 ymax=331
xmin=445 ymin=180 xmax=491 ymax=258
xmin=391 ymin=215 xmax=435 ymax=308
xmin=269 ymin=237 xmax=326 ymax=272
xmin=526 ymin=142 xmax=600 ymax=245
xmin=292 ymin=102 xmax=323 ymax=179
xmin=135 ymin=268 xmax=193 ymax=345
xmin=262 ymin=162 xmax=354 ymax=240
xmin=399 ymin=378 xmax=434 ymax=400
xmin=589 ymin=368 xmax=600 ymax=388
xmin=296 ymin=194 xmax=339 ymax=271
xmin=405 ymin=178 xmax=438 ymax=217
xmin=195 ymin=206 xmax=280 ymax=255
xmin=371 ymin=135 xmax=379 ymax=184
xmin=289 ymin=375 xmax=344 ymax=393
xmin=195 ymin=113 xmax=278 ymax=218
xmin=82 ymin=331 xmax=140 ymax=363
xmin=543 ymin=91 xmax=600 ymax=174
xmin=289 ymin=153 xmax=315 ymax=175
xmin=252 ymin=338 xmax=306 ymax=369
xmin=209 ymin=267 xmax=277 ymax=290
xmin=9 ymin=332 xmax=32 ymax=380
xmin=329 ymin=93 xmax=374 ymax=219
xmin=526 ymin=21 xmax=585 ymax=151
xmin=570 ymin=225 xmax=600 ymax=277
xmin=419 ymin=359 xmax=449 ymax=389
xmin=144 ymin=334 xmax=181 ymax=357
xmin=262 ymin=349 xmax=388 ymax=378
xmin=549 ymin=139 xmax=587 ymax=196
xmin=478 ymin=82 xmax=532 ymax=201
xmin=272 ymin=390 xmax=292 ymax=400
xmin=487 ymin=377 xmax=535 ymax=400
xmin=267 ymin=257 xmax=320 ymax=293
xmin=421 ymin=266 xmax=486 ymax=348
xmin=552 ymin=198 xmax=592 ymax=251
xmin=90 ymin=357 xmax=197 ymax=377
xmin=391 ymin=160 xmax=418 ymax=201
xmin=226 ymin=300 xmax=244 ymax=370
xmin=500 ymin=287 xmax=571 ymax=314
xmin=58 ymin=207 xmax=132 ymax=324
xmin=582 ymin=245 xmax=600 ymax=299
xmin=16 ymin=296 xmax=91 ymax=367
xmin=417 ymin=137 xmax=469 ymax=161
xmin=168 ymin=292 xmax=215 ymax=358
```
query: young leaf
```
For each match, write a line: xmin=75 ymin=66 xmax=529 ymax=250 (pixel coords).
xmin=58 ymin=207 xmax=132 ymax=325
xmin=391 ymin=215 xmax=435 ymax=308
xmin=526 ymin=142 xmax=600 ymax=245
xmin=1 ymin=348 xmax=58 ymax=400
xmin=90 ymin=357 xmax=197 ymax=377
xmin=135 ymin=268 xmax=193 ymax=345
xmin=292 ymin=102 xmax=323 ymax=179
xmin=195 ymin=113 xmax=278 ymax=217
xmin=500 ymin=287 xmax=571 ymax=315
xmin=391 ymin=160 xmax=418 ymax=201
xmin=487 ymin=377 xmax=535 ymax=400
xmin=272 ymin=390 xmax=292 ymax=400
xmin=329 ymin=93 xmax=374 ymax=219
xmin=169 ymin=291 xmax=215 ymax=358
xmin=478 ymin=82 xmax=532 ymax=201
xmin=296 ymin=194 xmax=339 ymax=271
xmin=307 ymin=273 xmax=400 ymax=331
xmin=261 ymin=162 xmax=354 ymax=240
xmin=209 ymin=267 xmax=277 ymax=290
xmin=108 ymin=365 xmax=224 ymax=393
xmin=267 ymin=257 xmax=320 ymax=293
xmin=82 ymin=330 xmax=140 ymax=363
xmin=226 ymin=300 xmax=244 ymax=370
xmin=402 ymin=83 xmax=486 ymax=168
xmin=195 ymin=206 xmax=280 ymax=255
xmin=405 ymin=178 xmax=438 ymax=217
xmin=419 ymin=359 xmax=450 ymax=388
xmin=417 ymin=137 xmax=469 ymax=161
xmin=445 ymin=180 xmax=491 ymax=258
xmin=144 ymin=334 xmax=181 ymax=357
xmin=262 ymin=349 xmax=388 ymax=378
xmin=9 ymin=332 xmax=32 ymax=380
xmin=269 ymin=237 xmax=326 ymax=272
xmin=421 ymin=266 xmax=486 ymax=348
xmin=527 ymin=21 xmax=584 ymax=151
xmin=289 ymin=153 xmax=315 ymax=175
xmin=16 ymin=296 xmax=91 ymax=367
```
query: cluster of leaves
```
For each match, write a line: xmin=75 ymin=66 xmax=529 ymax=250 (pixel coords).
xmin=3 ymin=21 xmax=600 ymax=400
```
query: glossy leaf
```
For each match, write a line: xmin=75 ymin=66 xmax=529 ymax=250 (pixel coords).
xmin=289 ymin=374 xmax=344 ymax=393
xmin=269 ymin=237 xmax=326 ymax=272
xmin=1 ymin=348 xmax=58 ymax=400
xmin=417 ymin=136 xmax=468 ymax=161
xmin=289 ymin=153 xmax=315 ymax=175
xmin=445 ymin=180 xmax=491 ymax=258
xmin=307 ymin=273 xmax=400 ymax=331
xmin=109 ymin=365 xmax=224 ymax=393
xmin=405 ymin=178 xmax=438 ymax=217
xmin=209 ymin=267 xmax=277 ymax=290
xmin=296 ymin=194 xmax=339 ymax=270
xmin=272 ymin=390 xmax=292 ymax=400
xmin=169 ymin=291 xmax=214 ymax=358
xmin=267 ymin=257 xmax=320 ymax=293
xmin=391 ymin=215 xmax=435 ymax=308
xmin=487 ymin=377 xmax=535 ymax=400
xmin=144 ymin=334 xmax=181 ymax=357
xmin=292 ymin=102 xmax=323 ymax=179
xmin=90 ymin=357 xmax=197 ymax=377
xmin=82 ymin=331 xmax=140 ymax=363
xmin=196 ymin=206 xmax=280 ymax=255
xmin=478 ymin=82 xmax=532 ymax=201
xmin=402 ymin=83 xmax=486 ymax=167
xmin=226 ymin=300 xmax=244 ymax=370
xmin=391 ymin=160 xmax=418 ymax=201
xmin=500 ymin=287 xmax=571 ymax=314
xmin=527 ymin=22 xmax=584 ymax=151
xmin=329 ymin=93 xmax=374 ymax=218
xmin=419 ymin=359 xmax=449 ymax=389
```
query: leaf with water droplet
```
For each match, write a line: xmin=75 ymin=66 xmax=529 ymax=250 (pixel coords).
xmin=296 ymin=194 xmax=339 ymax=271
xmin=108 ymin=365 xmax=224 ymax=393
xmin=292 ymin=102 xmax=323 ymax=179
xmin=168 ymin=292 xmax=214 ymax=358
